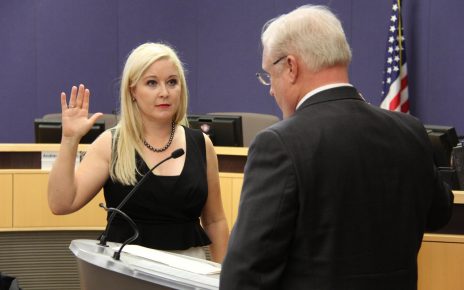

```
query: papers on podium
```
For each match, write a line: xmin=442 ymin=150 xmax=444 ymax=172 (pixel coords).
xmin=118 ymin=244 xmax=221 ymax=275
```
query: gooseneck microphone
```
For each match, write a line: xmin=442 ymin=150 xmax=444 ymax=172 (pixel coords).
xmin=98 ymin=148 xmax=185 ymax=252
xmin=99 ymin=203 xmax=139 ymax=260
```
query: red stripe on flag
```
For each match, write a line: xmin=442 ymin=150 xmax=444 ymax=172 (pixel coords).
xmin=401 ymin=100 xmax=410 ymax=113
xmin=389 ymin=94 xmax=401 ymax=111
xmin=400 ymin=75 xmax=408 ymax=91
xmin=388 ymin=75 xmax=409 ymax=111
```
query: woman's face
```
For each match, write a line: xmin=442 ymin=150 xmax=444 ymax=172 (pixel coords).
xmin=131 ymin=58 xmax=181 ymax=123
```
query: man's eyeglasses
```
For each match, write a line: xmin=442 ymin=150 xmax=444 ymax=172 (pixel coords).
xmin=256 ymin=55 xmax=287 ymax=86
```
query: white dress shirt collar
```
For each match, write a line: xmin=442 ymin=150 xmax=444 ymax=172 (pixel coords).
xmin=296 ymin=83 xmax=353 ymax=110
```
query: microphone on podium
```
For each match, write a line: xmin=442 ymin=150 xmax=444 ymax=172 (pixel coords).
xmin=98 ymin=148 xmax=185 ymax=255
xmin=99 ymin=203 xmax=139 ymax=260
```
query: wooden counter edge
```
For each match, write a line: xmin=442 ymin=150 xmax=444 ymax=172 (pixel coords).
xmin=0 ymin=227 xmax=105 ymax=232
xmin=454 ymin=190 xmax=464 ymax=204
xmin=214 ymin=146 xmax=248 ymax=156
xmin=423 ymin=233 xmax=464 ymax=243
xmin=0 ymin=143 xmax=249 ymax=156
xmin=0 ymin=143 xmax=90 ymax=152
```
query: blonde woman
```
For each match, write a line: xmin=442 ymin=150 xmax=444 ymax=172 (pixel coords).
xmin=48 ymin=43 xmax=229 ymax=262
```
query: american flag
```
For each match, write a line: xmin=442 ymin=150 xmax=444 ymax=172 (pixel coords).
xmin=380 ymin=0 xmax=409 ymax=113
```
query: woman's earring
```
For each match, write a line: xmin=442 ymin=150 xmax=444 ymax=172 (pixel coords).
xmin=131 ymin=97 xmax=136 ymax=102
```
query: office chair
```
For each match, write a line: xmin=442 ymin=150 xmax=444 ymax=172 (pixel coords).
xmin=42 ymin=113 xmax=119 ymax=129
xmin=207 ymin=112 xmax=280 ymax=147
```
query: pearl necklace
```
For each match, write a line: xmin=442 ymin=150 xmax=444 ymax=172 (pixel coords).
xmin=143 ymin=121 xmax=176 ymax=153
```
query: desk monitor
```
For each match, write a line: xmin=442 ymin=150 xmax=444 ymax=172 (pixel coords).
xmin=424 ymin=124 xmax=459 ymax=167
xmin=34 ymin=119 xmax=105 ymax=144
xmin=187 ymin=114 xmax=243 ymax=147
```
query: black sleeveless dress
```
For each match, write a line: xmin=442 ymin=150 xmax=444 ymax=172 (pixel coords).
xmin=103 ymin=126 xmax=212 ymax=250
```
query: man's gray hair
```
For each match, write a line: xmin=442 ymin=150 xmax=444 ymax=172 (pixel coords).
xmin=262 ymin=5 xmax=352 ymax=72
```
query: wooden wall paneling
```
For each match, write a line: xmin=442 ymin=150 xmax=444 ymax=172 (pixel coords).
xmin=0 ymin=173 xmax=13 ymax=228
xmin=231 ymin=176 xmax=243 ymax=227
xmin=13 ymin=171 xmax=106 ymax=228
xmin=219 ymin=175 xmax=233 ymax=231
xmin=418 ymin=240 xmax=464 ymax=290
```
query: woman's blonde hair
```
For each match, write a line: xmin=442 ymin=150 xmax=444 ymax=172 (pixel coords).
xmin=110 ymin=42 xmax=189 ymax=185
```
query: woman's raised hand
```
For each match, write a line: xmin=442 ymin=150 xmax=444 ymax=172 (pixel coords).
xmin=60 ymin=84 xmax=103 ymax=142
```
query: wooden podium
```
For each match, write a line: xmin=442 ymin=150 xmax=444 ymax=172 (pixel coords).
xmin=70 ymin=239 xmax=220 ymax=290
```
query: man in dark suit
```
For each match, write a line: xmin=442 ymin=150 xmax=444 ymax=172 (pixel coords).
xmin=220 ymin=5 xmax=454 ymax=290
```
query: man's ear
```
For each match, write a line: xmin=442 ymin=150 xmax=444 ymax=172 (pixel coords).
xmin=286 ymin=55 xmax=298 ymax=84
